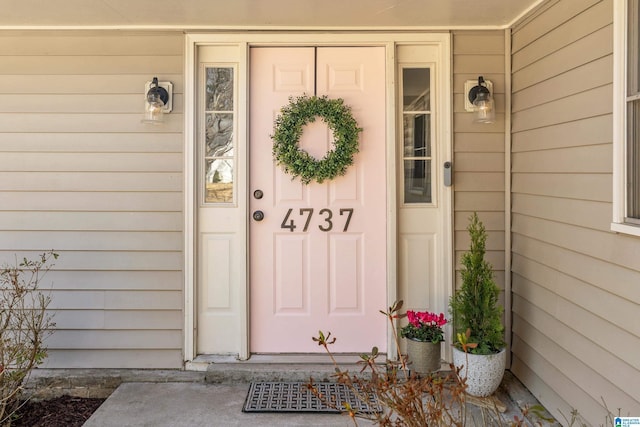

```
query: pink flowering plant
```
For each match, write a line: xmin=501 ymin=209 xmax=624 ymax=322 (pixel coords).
xmin=400 ymin=310 xmax=448 ymax=344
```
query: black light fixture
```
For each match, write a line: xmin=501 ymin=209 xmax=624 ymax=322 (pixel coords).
xmin=142 ymin=77 xmax=173 ymax=124
xmin=467 ymin=76 xmax=495 ymax=124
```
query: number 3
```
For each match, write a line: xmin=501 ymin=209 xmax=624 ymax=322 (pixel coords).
xmin=318 ymin=208 xmax=333 ymax=232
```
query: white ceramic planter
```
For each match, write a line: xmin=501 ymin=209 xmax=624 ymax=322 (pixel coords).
xmin=452 ymin=346 xmax=506 ymax=397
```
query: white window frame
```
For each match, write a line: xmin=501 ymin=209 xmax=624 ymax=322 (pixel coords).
xmin=613 ymin=0 xmax=640 ymax=236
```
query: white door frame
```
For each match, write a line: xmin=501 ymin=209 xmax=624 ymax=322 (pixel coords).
xmin=184 ymin=32 xmax=452 ymax=364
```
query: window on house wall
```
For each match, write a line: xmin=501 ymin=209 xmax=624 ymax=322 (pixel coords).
xmin=203 ymin=66 xmax=236 ymax=204
xmin=401 ymin=67 xmax=433 ymax=204
xmin=614 ymin=0 xmax=640 ymax=234
xmin=627 ymin=0 xmax=640 ymax=222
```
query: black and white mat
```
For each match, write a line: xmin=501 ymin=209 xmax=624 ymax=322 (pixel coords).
xmin=242 ymin=381 xmax=381 ymax=413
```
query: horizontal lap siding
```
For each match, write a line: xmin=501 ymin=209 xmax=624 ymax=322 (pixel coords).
xmin=452 ymin=31 xmax=507 ymax=318
xmin=0 ymin=31 xmax=184 ymax=368
xmin=511 ymin=0 xmax=640 ymax=422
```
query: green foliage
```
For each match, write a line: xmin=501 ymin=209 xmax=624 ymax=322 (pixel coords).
xmin=0 ymin=251 xmax=57 ymax=426
xmin=400 ymin=323 xmax=443 ymax=344
xmin=271 ymin=95 xmax=362 ymax=184
xmin=399 ymin=310 xmax=447 ymax=344
xmin=449 ymin=213 xmax=505 ymax=355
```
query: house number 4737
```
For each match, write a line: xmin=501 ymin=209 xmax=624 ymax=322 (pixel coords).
xmin=280 ymin=208 xmax=354 ymax=232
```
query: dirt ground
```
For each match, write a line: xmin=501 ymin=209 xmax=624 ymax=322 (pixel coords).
xmin=12 ymin=396 xmax=105 ymax=427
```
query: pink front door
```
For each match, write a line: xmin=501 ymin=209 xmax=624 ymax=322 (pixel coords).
xmin=249 ymin=47 xmax=387 ymax=353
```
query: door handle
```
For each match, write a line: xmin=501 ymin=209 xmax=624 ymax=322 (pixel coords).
xmin=253 ymin=210 xmax=265 ymax=221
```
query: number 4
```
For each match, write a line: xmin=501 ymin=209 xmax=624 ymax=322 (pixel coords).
xmin=280 ymin=208 xmax=296 ymax=232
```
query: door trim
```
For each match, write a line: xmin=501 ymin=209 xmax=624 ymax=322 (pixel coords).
xmin=184 ymin=32 xmax=452 ymax=364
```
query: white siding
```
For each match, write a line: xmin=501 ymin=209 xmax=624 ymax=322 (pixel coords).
xmin=511 ymin=0 xmax=640 ymax=422
xmin=0 ymin=31 xmax=184 ymax=368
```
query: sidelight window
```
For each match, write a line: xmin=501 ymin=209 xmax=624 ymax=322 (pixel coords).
xmin=401 ymin=67 xmax=433 ymax=204
xmin=203 ymin=66 xmax=236 ymax=204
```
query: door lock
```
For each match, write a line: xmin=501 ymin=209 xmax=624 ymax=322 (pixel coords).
xmin=252 ymin=210 xmax=265 ymax=221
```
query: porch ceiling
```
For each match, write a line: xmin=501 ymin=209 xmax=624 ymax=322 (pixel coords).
xmin=1 ymin=0 xmax=543 ymax=29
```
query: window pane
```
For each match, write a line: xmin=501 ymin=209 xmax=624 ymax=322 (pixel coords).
xmin=206 ymin=113 xmax=234 ymax=157
xmin=628 ymin=99 xmax=640 ymax=219
xmin=403 ymin=114 xmax=431 ymax=157
xmin=628 ymin=1 xmax=640 ymax=220
xmin=403 ymin=68 xmax=430 ymax=110
xmin=205 ymin=159 xmax=234 ymax=203
xmin=402 ymin=68 xmax=431 ymax=111
xmin=404 ymin=160 xmax=431 ymax=204
xmin=628 ymin=0 xmax=640 ymax=94
xmin=636 ymin=0 xmax=640 ymax=93
xmin=206 ymin=67 xmax=234 ymax=111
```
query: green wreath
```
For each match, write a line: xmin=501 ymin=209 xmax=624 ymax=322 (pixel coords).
xmin=272 ymin=95 xmax=362 ymax=184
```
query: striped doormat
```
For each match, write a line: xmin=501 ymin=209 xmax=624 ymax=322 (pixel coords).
xmin=242 ymin=381 xmax=381 ymax=413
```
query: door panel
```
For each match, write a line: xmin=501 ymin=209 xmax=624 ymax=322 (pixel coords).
xmin=196 ymin=46 xmax=246 ymax=354
xmin=395 ymin=47 xmax=451 ymax=358
xmin=249 ymin=47 xmax=386 ymax=353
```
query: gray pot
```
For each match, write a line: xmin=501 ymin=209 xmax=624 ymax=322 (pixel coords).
xmin=406 ymin=339 xmax=441 ymax=374
xmin=452 ymin=346 xmax=506 ymax=397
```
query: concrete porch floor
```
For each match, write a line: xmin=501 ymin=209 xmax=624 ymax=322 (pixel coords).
xmin=26 ymin=361 xmax=560 ymax=426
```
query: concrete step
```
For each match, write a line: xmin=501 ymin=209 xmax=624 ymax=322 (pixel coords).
xmin=205 ymin=363 xmax=353 ymax=383
xmin=201 ymin=354 xmax=372 ymax=384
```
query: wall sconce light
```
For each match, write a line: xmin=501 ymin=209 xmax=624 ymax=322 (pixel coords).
xmin=464 ymin=76 xmax=495 ymax=124
xmin=142 ymin=77 xmax=173 ymax=124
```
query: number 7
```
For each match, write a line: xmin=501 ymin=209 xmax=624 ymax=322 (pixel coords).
xmin=339 ymin=208 xmax=354 ymax=232
xmin=299 ymin=208 xmax=314 ymax=232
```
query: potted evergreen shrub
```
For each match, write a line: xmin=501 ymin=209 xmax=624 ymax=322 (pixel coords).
xmin=449 ymin=212 xmax=506 ymax=397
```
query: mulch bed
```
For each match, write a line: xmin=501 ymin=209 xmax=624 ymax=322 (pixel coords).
xmin=11 ymin=396 xmax=105 ymax=427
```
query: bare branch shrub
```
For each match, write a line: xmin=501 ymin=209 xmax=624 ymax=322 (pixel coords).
xmin=0 ymin=252 xmax=57 ymax=425
xmin=309 ymin=300 xmax=473 ymax=426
